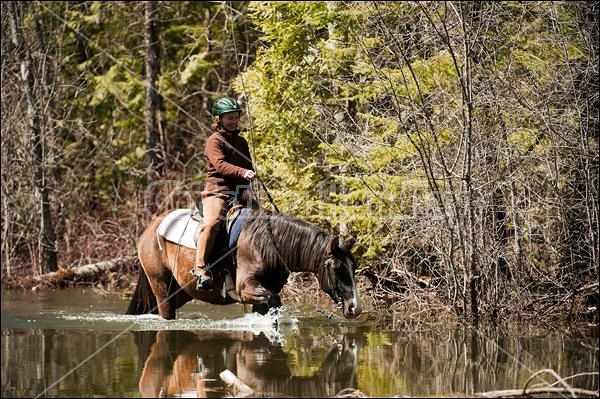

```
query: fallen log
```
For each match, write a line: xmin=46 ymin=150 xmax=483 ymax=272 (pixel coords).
xmin=19 ymin=256 xmax=138 ymax=289
xmin=478 ymin=369 xmax=599 ymax=398
xmin=477 ymin=387 xmax=598 ymax=398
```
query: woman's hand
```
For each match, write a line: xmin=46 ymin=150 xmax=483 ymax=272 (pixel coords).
xmin=243 ymin=170 xmax=256 ymax=180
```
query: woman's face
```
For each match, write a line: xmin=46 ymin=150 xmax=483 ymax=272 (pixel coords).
xmin=220 ymin=111 xmax=240 ymax=132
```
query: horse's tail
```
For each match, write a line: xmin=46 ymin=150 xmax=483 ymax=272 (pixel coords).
xmin=125 ymin=265 xmax=159 ymax=315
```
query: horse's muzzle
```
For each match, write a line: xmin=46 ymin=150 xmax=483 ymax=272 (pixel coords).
xmin=343 ymin=297 xmax=362 ymax=319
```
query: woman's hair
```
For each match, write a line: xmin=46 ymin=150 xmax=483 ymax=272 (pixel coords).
xmin=211 ymin=116 xmax=220 ymax=132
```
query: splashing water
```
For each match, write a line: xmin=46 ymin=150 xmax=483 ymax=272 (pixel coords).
xmin=62 ymin=306 xmax=299 ymax=344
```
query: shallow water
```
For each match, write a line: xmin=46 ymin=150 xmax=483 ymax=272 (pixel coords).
xmin=1 ymin=288 xmax=598 ymax=398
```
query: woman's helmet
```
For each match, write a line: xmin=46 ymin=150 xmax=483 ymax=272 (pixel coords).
xmin=212 ymin=97 xmax=242 ymax=117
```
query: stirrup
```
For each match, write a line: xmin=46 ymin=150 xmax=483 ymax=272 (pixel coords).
xmin=196 ymin=269 xmax=213 ymax=291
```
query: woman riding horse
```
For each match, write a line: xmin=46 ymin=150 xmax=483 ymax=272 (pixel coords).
xmin=126 ymin=98 xmax=362 ymax=320
xmin=191 ymin=96 xmax=256 ymax=291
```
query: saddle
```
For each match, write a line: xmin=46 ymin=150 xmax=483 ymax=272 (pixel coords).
xmin=190 ymin=195 xmax=247 ymax=252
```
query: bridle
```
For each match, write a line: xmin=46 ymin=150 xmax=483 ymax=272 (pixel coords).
xmin=319 ymin=253 xmax=343 ymax=304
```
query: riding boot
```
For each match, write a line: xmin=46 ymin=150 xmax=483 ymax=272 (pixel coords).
xmin=190 ymin=266 xmax=213 ymax=290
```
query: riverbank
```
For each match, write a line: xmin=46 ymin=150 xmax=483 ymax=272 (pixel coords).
xmin=2 ymin=255 xmax=598 ymax=333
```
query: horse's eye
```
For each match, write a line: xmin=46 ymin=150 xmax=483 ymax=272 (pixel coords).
xmin=328 ymin=257 xmax=342 ymax=269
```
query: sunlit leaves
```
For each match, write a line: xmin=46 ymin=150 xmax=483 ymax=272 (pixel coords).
xmin=180 ymin=52 xmax=212 ymax=85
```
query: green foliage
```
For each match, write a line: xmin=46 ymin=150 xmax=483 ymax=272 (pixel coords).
xmin=3 ymin=1 xmax=597 ymax=321
xmin=235 ymin=1 xmax=599 ymax=325
xmin=239 ymin=2 xmax=465 ymax=258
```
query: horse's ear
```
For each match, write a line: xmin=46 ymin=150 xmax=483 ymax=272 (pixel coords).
xmin=328 ymin=236 xmax=340 ymax=252
xmin=345 ymin=236 xmax=356 ymax=251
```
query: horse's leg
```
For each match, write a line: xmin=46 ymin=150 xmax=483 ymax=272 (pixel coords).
xmin=147 ymin=263 xmax=197 ymax=320
xmin=235 ymin=274 xmax=270 ymax=304
xmin=235 ymin=242 xmax=285 ymax=314
xmin=251 ymin=303 xmax=269 ymax=315
xmin=138 ymin=226 xmax=182 ymax=320
xmin=160 ymin=244 xmax=196 ymax=319
xmin=142 ymin=263 xmax=177 ymax=319
xmin=251 ymin=293 xmax=281 ymax=315
xmin=236 ymin=271 xmax=282 ymax=315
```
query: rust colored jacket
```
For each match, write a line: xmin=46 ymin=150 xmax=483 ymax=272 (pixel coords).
xmin=204 ymin=130 xmax=253 ymax=193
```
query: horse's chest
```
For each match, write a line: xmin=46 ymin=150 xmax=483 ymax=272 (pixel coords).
xmin=257 ymin=268 xmax=289 ymax=291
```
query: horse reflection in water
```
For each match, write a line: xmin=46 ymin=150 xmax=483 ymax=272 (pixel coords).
xmin=132 ymin=330 xmax=363 ymax=398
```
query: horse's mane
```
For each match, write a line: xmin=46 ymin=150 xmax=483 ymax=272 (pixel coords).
xmin=240 ymin=208 xmax=330 ymax=273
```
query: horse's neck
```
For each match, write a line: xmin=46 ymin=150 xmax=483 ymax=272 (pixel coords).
xmin=270 ymin=217 xmax=328 ymax=274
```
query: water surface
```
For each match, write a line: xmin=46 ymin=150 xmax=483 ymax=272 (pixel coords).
xmin=1 ymin=288 xmax=598 ymax=398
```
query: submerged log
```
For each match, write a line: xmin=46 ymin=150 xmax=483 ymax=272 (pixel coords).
xmin=220 ymin=369 xmax=254 ymax=397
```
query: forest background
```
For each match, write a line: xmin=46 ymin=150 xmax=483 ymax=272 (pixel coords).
xmin=1 ymin=1 xmax=598 ymax=327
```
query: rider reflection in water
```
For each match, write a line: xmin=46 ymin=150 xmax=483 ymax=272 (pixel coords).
xmin=191 ymin=96 xmax=257 ymax=291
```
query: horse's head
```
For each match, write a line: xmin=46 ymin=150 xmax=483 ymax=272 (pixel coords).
xmin=319 ymin=236 xmax=362 ymax=319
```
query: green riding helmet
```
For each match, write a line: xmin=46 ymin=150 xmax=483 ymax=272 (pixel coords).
xmin=212 ymin=97 xmax=242 ymax=117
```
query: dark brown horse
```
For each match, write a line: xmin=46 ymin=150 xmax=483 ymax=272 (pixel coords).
xmin=126 ymin=207 xmax=362 ymax=320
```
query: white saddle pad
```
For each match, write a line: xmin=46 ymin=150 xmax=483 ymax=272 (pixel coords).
xmin=156 ymin=209 xmax=201 ymax=249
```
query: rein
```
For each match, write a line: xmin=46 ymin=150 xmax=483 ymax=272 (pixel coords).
xmin=319 ymin=253 xmax=336 ymax=295
xmin=257 ymin=176 xmax=280 ymax=213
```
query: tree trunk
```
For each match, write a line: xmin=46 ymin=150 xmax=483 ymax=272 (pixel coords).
xmin=144 ymin=0 xmax=164 ymax=218
xmin=8 ymin=0 xmax=57 ymax=273
xmin=31 ymin=2 xmax=60 ymax=183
